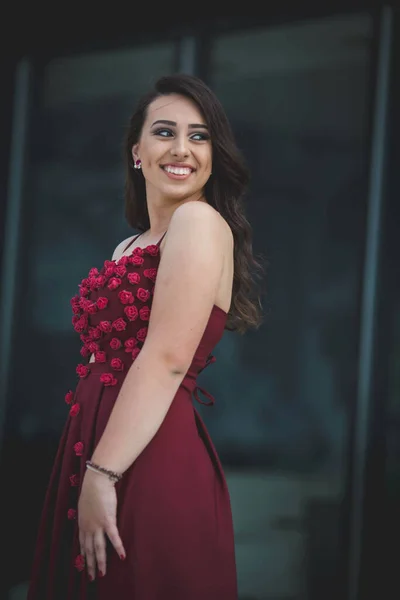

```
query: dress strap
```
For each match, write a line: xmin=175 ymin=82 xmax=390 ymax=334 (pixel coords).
xmin=156 ymin=230 xmax=168 ymax=247
xmin=193 ymin=354 xmax=217 ymax=407
xmin=123 ymin=232 xmax=144 ymax=253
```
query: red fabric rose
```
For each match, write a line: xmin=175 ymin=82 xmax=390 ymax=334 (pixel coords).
xmin=67 ymin=508 xmax=77 ymax=520
xmin=69 ymin=473 xmax=79 ymax=486
xmin=136 ymin=288 xmax=150 ymax=302
xmin=89 ymin=267 xmax=99 ymax=278
xmin=74 ymin=441 xmax=84 ymax=456
xmin=139 ymin=306 xmax=150 ymax=321
xmin=124 ymin=338 xmax=137 ymax=352
xmin=81 ymin=278 xmax=90 ymax=287
xmin=100 ymin=373 xmax=118 ymax=386
xmin=132 ymin=247 xmax=145 ymax=256
xmin=99 ymin=321 xmax=112 ymax=333
xmin=80 ymin=346 xmax=89 ymax=357
xmin=110 ymin=337 xmax=122 ymax=350
xmin=132 ymin=348 xmax=141 ymax=360
xmin=146 ymin=244 xmax=159 ymax=256
xmin=124 ymin=305 xmax=138 ymax=321
xmin=144 ymin=268 xmax=157 ymax=282
xmin=112 ymin=317 xmax=127 ymax=331
xmin=74 ymin=315 xmax=88 ymax=333
xmin=88 ymin=326 xmax=102 ymax=340
xmin=79 ymin=285 xmax=89 ymax=297
xmin=96 ymin=297 xmax=109 ymax=310
xmin=108 ymin=277 xmax=122 ymax=291
xmin=65 ymin=390 xmax=74 ymax=405
xmin=80 ymin=333 xmax=89 ymax=344
xmin=104 ymin=266 xmax=114 ymax=278
xmin=87 ymin=341 xmax=99 ymax=353
xmin=96 ymin=275 xmax=107 ymax=287
xmin=71 ymin=304 xmax=81 ymax=315
xmin=104 ymin=260 xmax=114 ymax=269
xmin=95 ymin=351 xmax=106 ymax=363
xmin=70 ymin=295 xmax=80 ymax=308
xmin=86 ymin=302 xmax=98 ymax=315
xmin=111 ymin=357 xmax=124 ymax=371
xmin=118 ymin=290 xmax=134 ymax=305
xmin=114 ymin=265 xmax=127 ymax=278
xmin=76 ymin=364 xmax=90 ymax=378
xmin=72 ymin=315 xmax=79 ymax=326
xmin=88 ymin=277 xmax=99 ymax=291
xmin=69 ymin=403 xmax=80 ymax=417
xmin=136 ymin=327 xmax=148 ymax=342
xmin=127 ymin=272 xmax=141 ymax=285
xmin=131 ymin=255 xmax=144 ymax=266
xmin=75 ymin=554 xmax=85 ymax=572
xmin=117 ymin=255 xmax=129 ymax=265
xmin=79 ymin=297 xmax=90 ymax=311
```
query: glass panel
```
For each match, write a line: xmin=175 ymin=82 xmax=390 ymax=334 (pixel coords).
xmin=12 ymin=44 xmax=175 ymax=435
xmin=382 ymin=10 xmax=400 ymax=596
xmin=4 ymin=42 xmax=175 ymax=595
xmin=205 ymin=14 xmax=372 ymax=599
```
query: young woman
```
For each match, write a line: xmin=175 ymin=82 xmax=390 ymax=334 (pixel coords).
xmin=28 ymin=73 xmax=263 ymax=600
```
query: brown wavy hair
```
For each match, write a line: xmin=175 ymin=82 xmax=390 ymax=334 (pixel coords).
xmin=123 ymin=74 xmax=264 ymax=333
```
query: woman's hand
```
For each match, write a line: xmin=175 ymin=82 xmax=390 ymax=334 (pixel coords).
xmin=77 ymin=470 xmax=126 ymax=581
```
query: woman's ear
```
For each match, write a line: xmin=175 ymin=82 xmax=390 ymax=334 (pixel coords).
xmin=132 ymin=143 xmax=140 ymax=162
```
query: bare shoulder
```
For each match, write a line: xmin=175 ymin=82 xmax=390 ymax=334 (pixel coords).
xmin=111 ymin=235 xmax=135 ymax=261
xmin=168 ymin=201 xmax=233 ymax=250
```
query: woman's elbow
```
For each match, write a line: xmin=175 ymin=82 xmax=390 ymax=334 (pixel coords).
xmin=140 ymin=343 xmax=192 ymax=376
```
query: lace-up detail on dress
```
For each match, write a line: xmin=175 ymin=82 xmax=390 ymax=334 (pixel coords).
xmin=194 ymin=354 xmax=217 ymax=406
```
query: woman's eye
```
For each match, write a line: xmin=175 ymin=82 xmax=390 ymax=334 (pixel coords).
xmin=191 ymin=133 xmax=209 ymax=141
xmin=154 ymin=128 xmax=173 ymax=137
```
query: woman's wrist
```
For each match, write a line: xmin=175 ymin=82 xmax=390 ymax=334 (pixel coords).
xmin=85 ymin=460 xmax=123 ymax=484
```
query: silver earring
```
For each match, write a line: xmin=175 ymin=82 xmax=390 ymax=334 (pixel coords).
xmin=134 ymin=159 xmax=142 ymax=170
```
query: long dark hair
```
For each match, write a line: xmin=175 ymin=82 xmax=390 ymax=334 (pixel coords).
xmin=124 ymin=74 xmax=264 ymax=333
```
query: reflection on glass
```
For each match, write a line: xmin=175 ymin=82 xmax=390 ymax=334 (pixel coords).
xmin=11 ymin=44 xmax=175 ymax=437
xmin=206 ymin=14 xmax=372 ymax=599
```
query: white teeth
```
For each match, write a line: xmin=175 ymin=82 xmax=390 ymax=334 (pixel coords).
xmin=164 ymin=166 xmax=192 ymax=175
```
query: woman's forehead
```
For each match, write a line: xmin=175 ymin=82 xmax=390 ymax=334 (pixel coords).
xmin=145 ymin=94 xmax=206 ymax=125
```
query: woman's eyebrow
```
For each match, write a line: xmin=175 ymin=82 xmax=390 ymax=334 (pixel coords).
xmin=151 ymin=119 xmax=209 ymax=130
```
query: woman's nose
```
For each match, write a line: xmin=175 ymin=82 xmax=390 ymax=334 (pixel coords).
xmin=170 ymin=134 xmax=190 ymax=158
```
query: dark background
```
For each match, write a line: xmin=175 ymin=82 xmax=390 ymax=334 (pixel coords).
xmin=0 ymin=2 xmax=398 ymax=599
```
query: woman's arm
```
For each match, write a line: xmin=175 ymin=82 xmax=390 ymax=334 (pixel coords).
xmin=91 ymin=201 xmax=226 ymax=475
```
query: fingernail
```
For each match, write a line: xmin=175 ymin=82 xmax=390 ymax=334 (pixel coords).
xmin=99 ymin=571 xmax=104 ymax=578
xmin=120 ymin=554 xmax=126 ymax=560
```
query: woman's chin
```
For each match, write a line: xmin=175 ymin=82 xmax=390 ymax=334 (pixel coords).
xmin=157 ymin=182 xmax=201 ymax=201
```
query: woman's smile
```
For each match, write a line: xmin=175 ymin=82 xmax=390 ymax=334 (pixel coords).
xmin=161 ymin=163 xmax=196 ymax=180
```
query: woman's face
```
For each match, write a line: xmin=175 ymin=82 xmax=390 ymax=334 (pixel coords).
xmin=133 ymin=94 xmax=212 ymax=203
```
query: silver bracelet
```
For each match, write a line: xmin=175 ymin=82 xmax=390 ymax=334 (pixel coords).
xmin=86 ymin=460 xmax=123 ymax=484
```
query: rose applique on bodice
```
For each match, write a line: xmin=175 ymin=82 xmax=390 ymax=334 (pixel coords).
xmin=70 ymin=244 xmax=160 ymax=385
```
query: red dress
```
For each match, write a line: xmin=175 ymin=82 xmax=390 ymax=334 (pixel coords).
xmin=27 ymin=231 xmax=237 ymax=600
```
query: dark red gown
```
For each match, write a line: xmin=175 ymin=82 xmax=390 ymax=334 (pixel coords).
xmin=27 ymin=231 xmax=237 ymax=600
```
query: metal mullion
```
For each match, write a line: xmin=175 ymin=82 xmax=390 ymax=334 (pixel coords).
xmin=0 ymin=58 xmax=31 ymax=452
xmin=348 ymin=6 xmax=393 ymax=600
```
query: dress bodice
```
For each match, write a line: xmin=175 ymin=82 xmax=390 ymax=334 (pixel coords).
xmin=70 ymin=232 xmax=227 ymax=403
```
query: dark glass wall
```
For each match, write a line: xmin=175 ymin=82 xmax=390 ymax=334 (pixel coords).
xmin=1 ymin=7 xmax=396 ymax=600
xmin=205 ymin=14 xmax=372 ymax=598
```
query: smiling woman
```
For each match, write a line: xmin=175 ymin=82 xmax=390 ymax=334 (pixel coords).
xmin=125 ymin=75 xmax=263 ymax=333
xmin=27 ymin=74 xmax=263 ymax=600
xmin=131 ymin=95 xmax=213 ymax=204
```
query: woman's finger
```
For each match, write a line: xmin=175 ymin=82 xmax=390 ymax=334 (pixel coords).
xmin=84 ymin=532 xmax=96 ymax=582
xmin=106 ymin=522 xmax=126 ymax=561
xmin=94 ymin=529 xmax=107 ymax=577
xmin=79 ymin=531 xmax=85 ymax=557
